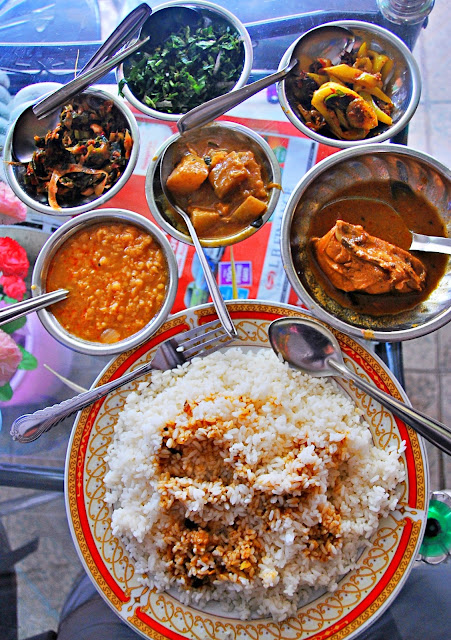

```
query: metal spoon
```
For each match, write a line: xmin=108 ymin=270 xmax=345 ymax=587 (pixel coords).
xmin=11 ymin=3 xmax=152 ymax=163
xmin=139 ymin=5 xmax=204 ymax=48
xmin=0 ymin=289 xmax=68 ymax=327
xmin=268 ymin=317 xmax=451 ymax=456
xmin=178 ymin=24 xmax=355 ymax=134
xmin=160 ymin=141 xmax=237 ymax=339
xmin=325 ymin=196 xmax=451 ymax=255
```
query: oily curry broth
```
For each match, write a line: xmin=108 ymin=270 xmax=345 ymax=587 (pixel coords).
xmin=165 ymin=129 xmax=271 ymax=240
xmin=301 ymin=180 xmax=448 ymax=317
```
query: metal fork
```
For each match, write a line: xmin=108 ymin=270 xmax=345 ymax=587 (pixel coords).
xmin=10 ymin=321 xmax=234 ymax=444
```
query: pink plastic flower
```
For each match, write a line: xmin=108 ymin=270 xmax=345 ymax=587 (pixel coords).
xmin=0 ymin=237 xmax=29 ymax=278
xmin=0 ymin=182 xmax=27 ymax=224
xmin=0 ymin=328 xmax=22 ymax=386
xmin=0 ymin=274 xmax=26 ymax=301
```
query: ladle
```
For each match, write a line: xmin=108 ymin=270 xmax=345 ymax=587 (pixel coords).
xmin=177 ymin=24 xmax=355 ymax=134
xmin=11 ymin=3 xmax=152 ymax=163
xmin=160 ymin=143 xmax=237 ymax=339
xmin=268 ymin=317 xmax=451 ymax=456
xmin=0 ymin=289 xmax=68 ymax=327
xmin=326 ymin=196 xmax=451 ymax=255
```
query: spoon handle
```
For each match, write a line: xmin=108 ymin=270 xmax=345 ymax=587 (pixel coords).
xmin=78 ymin=3 xmax=151 ymax=74
xmin=0 ymin=289 xmax=68 ymax=327
xmin=182 ymin=214 xmax=237 ymax=339
xmin=33 ymin=37 xmax=149 ymax=120
xmin=329 ymin=359 xmax=451 ymax=456
xmin=410 ymin=233 xmax=451 ymax=255
xmin=177 ymin=60 xmax=296 ymax=134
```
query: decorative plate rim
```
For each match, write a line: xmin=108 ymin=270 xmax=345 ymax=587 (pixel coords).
xmin=65 ymin=300 xmax=429 ymax=640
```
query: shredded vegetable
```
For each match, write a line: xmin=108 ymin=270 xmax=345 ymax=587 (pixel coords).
xmin=22 ymin=96 xmax=133 ymax=210
xmin=120 ymin=21 xmax=244 ymax=114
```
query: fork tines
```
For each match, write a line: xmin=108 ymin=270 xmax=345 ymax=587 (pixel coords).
xmin=176 ymin=320 xmax=234 ymax=360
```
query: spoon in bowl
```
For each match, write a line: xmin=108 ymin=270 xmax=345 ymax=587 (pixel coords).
xmin=0 ymin=289 xmax=68 ymax=327
xmin=139 ymin=5 xmax=204 ymax=48
xmin=177 ymin=24 xmax=355 ymax=134
xmin=268 ymin=316 xmax=451 ymax=456
xmin=160 ymin=143 xmax=237 ymax=339
xmin=11 ymin=3 xmax=152 ymax=163
xmin=326 ymin=196 xmax=451 ymax=255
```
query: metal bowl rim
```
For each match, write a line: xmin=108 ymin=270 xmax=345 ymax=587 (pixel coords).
xmin=145 ymin=120 xmax=282 ymax=247
xmin=277 ymin=20 xmax=422 ymax=149
xmin=280 ymin=143 xmax=451 ymax=342
xmin=4 ymin=87 xmax=141 ymax=216
xmin=32 ymin=208 xmax=178 ymax=355
xmin=116 ymin=0 xmax=254 ymax=122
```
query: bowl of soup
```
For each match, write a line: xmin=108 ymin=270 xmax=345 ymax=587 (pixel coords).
xmin=32 ymin=209 xmax=178 ymax=355
xmin=145 ymin=121 xmax=282 ymax=247
xmin=280 ymin=144 xmax=451 ymax=342
xmin=117 ymin=0 xmax=253 ymax=122
xmin=277 ymin=21 xmax=421 ymax=148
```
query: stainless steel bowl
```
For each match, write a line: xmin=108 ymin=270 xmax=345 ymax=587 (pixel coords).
xmin=32 ymin=209 xmax=178 ymax=355
xmin=4 ymin=88 xmax=140 ymax=216
xmin=145 ymin=121 xmax=282 ymax=247
xmin=277 ymin=21 xmax=421 ymax=149
xmin=117 ymin=0 xmax=253 ymax=122
xmin=281 ymin=144 xmax=451 ymax=342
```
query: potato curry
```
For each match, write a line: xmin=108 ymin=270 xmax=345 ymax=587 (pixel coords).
xmin=304 ymin=180 xmax=448 ymax=316
xmin=165 ymin=130 xmax=271 ymax=240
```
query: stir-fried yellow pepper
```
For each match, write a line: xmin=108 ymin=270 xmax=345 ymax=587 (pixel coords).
xmin=311 ymin=82 xmax=378 ymax=140
xmin=296 ymin=40 xmax=395 ymax=139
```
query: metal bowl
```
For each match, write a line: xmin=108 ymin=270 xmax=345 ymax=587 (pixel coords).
xmin=145 ymin=121 xmax=282 ymax=247
xmin=32 ymin=209 xmax=178 ymax=356
xmin=277 ymin=21 xmax=421 ymax=149
xmin=280 ymin=144 xmax=451 ymax=342
xmin=117 ymin=0 xmax=253 ymax=122
xmin=4 ymin=88 xmax=140 ymax=216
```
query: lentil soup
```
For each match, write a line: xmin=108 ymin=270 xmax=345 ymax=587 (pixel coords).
xmin=46 ymin=221 xmax=168 ymax=343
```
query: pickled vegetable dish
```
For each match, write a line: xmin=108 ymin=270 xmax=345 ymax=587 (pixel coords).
xmin=46 ymin=222 xmax=168 ymax=343
xmin=165 ymin=129 xmax=272 ymax=240
xmin=120 ymin=20 xmax=244 ymax=114
xmin=23 ymin=96 xmax=133 ymax=209
xmin=287 ymin=40 xmax=395 ymax=140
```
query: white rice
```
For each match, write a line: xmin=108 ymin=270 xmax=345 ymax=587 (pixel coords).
xmin=103 ymin=348 xmax=405 ymax=621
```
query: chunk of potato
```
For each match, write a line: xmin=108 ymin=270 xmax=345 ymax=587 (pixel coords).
xmin=166 ymin=153 xmax=209 ymax=195
xmin=232 ymin=196 xmax=267 ymax=225
xmin=208 ymin=151 xmax=249 ymax=199
xmin=190 ymin=208 xmax=221 ymax=235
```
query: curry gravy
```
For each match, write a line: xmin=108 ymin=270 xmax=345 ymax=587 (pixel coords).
xmin=306 ymin=180 xmax=448 ymax=316
xmin=165 ymin=129 xmax=271 ymax=240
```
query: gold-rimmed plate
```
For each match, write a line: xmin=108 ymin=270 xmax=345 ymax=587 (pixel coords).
xmin=65 ymin=300 xmax=428 ymax=640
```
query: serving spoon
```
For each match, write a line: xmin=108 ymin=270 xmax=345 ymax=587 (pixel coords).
xmin=138 ymin=5 xmax=204 ymax=48
xmin=325 ymin=196 xmax=451 ymax=255
xmin=268 ymin=317 xmax=451 ymax=456
xmin=160 ymin=144 xmax=237 ymax=339
xmin=0 ymin=289 xmax=68 ymax=327
xmin=11 ymin=3 xmax=152 ymax=163
xmin=177 ymin=24 xmax=355 ymax=134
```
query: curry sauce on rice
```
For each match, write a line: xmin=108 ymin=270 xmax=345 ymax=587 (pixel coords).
xmin=103 ymin=348 xmax=405 ymax=621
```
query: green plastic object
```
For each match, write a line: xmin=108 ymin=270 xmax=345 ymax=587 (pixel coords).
xmin=419 ymin=491 xmax=451 ymax=564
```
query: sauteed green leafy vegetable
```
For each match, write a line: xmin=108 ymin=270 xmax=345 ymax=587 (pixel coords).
xmin=120 ymin=22 xmax=244 ymax=114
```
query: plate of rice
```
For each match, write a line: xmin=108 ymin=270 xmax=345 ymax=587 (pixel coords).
xmin=65 ymin=300 xmax=428 ymax=640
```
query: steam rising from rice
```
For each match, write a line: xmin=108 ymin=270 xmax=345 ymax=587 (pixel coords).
xmin=104 ymin=348 xmax=405 ymax=621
